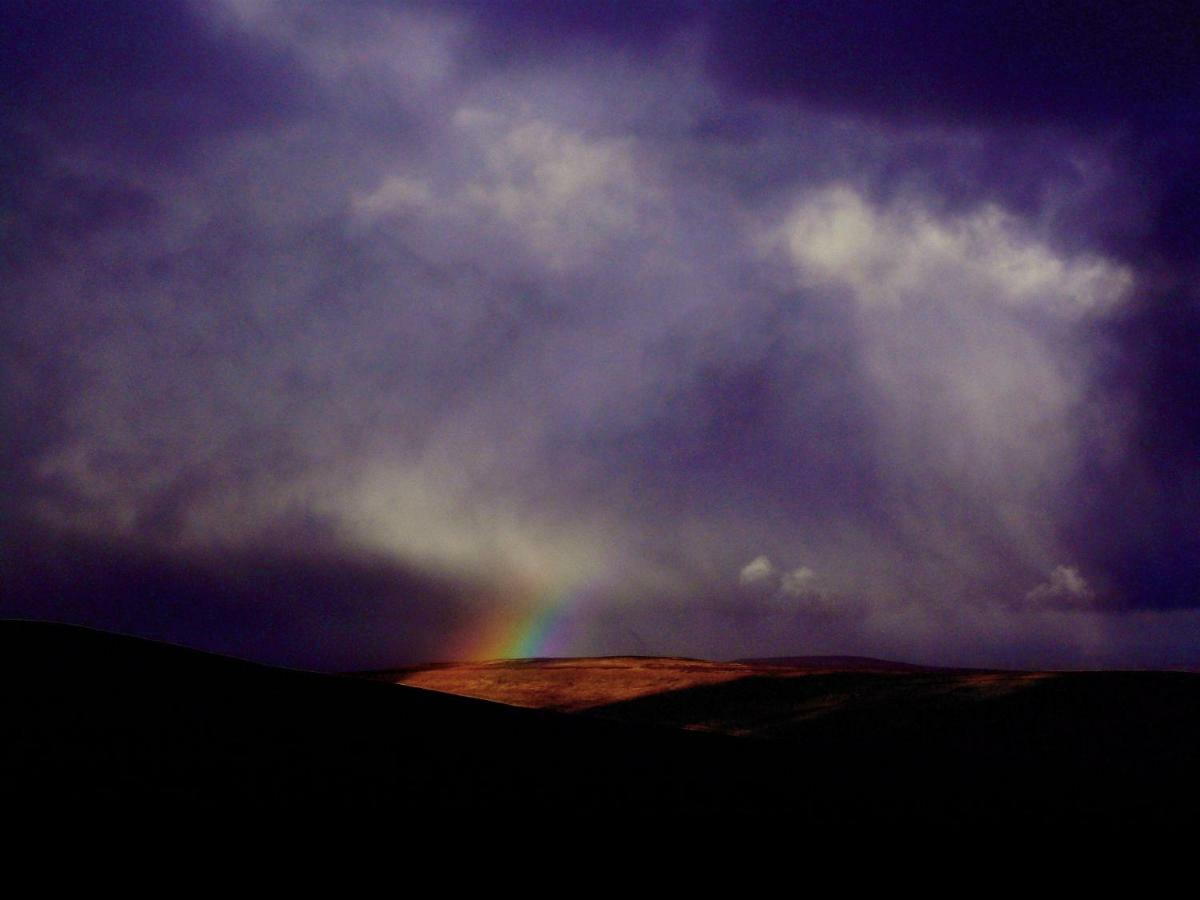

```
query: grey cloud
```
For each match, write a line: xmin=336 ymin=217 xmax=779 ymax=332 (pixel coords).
xmin=0 ymin=526 xmax=482 ymax=669
xmin=1 ymin=0 xmax=313 ymax=163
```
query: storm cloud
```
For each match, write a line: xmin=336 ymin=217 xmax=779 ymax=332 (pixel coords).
xmin=2 ymin=1 xmax=1197 ymax=667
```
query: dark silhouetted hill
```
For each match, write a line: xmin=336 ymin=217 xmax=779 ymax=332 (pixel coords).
xmin=4 ymin=620 xmax=1199 ymax=830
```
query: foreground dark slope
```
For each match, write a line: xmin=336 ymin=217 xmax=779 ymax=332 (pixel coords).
xmin=0 ymin=620 xmax=730 ymax=819
xmin=4 ymin=620 xmax=1198 ymax=826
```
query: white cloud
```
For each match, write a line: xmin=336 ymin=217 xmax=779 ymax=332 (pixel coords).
xmin=212 ymin=1 xmax=461 ymax=99
xmin=458 ymin=113 xmax=643 ymax=270
xmin=779 ymin=566 xmax=816 ymax=596
xmin=1025 ymin=565 xmax=1096 ymax=608
xmin=352 ymin=175 xmax=435 ymax=221
xmin=739 ymin=555 xmax=775 ymax=586
xmin=773 ymin=185 xmax=1132 ymax=316
xmin=352 ymin=111 xmax=650 ymax=271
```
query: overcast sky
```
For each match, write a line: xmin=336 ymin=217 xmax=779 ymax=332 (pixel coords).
xmin=3 ymin=1 xmax=1198 ymax=669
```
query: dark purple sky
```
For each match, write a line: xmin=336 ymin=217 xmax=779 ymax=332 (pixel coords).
xmin=3 ymin=1 xmax=1198 ymax=669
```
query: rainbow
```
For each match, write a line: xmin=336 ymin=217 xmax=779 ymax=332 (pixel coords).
xmin=446 ymin=577 xmax=600 ymax=661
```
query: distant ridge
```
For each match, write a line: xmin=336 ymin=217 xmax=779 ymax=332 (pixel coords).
xmin=731 ymin=655 xmax=983 ymax=673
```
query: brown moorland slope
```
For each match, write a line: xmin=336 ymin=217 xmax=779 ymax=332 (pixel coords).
xmin=370 ymin=656 xmax=1044 ymax=737
xmin=366 ymin=657 xmax=763 ymax=711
